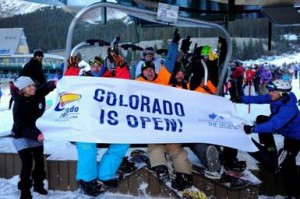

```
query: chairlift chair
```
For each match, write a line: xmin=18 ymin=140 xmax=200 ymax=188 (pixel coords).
xmin=64 ymin=2 xmax=233 ymax=95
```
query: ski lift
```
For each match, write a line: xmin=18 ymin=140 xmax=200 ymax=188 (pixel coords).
xmin=120 ymin=44 xmax=144 ymax=51
xmin=64 ymin=2 xmax=232 ymax=96
xmin=70 ymin=39 xmax=110 ymax=56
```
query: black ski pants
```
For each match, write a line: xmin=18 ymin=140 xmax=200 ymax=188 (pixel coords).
xmin=17 ymin=145 xmax=46 ymax=191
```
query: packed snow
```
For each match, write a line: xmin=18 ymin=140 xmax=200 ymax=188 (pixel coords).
xmin=1 ymin=53 xmax=300 ymax=198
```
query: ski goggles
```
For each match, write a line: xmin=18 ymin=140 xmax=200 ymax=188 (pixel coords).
xmin=266 ymin=82 xmax=277 ymax=92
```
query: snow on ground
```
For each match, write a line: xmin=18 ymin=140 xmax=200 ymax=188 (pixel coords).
xmin=1 ymin=54 xmax=300 ymax=198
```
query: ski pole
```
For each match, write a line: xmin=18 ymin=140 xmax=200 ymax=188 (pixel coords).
xmin=248 ymin=81 xmax=251 ymax=113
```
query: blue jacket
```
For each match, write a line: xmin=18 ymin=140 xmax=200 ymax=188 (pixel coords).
xmin=241 ymin=92 xmax=300 ymax=140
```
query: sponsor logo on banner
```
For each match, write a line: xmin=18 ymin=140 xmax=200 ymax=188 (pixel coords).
xmin=54 ymin=92 xmax=81 ymax=120
xmin=208 ymin=113 xmax=240 ymax=130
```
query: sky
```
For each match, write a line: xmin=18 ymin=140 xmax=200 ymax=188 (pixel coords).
xmin=1 ymin=53 xmax=300 ymax=198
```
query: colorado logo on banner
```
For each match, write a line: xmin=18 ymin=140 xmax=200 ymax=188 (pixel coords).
xmin=37 ymin=76 xmax=258 ymax=152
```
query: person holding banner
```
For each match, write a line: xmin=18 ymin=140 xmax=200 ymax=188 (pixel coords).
xmin=238 ymin=79 xmax=300 ymax=199
xmin=172 ymin=43 xmax=247 ymax=178
xmin=73 ymin=55 xmax=131 ymax=196
xmin=11 ymin=76 xmax=56 ymax=199
xmin=136 ymin=59 xmax=194 ymax=190
xmin=170 ymin=64 xmax=223 ymax=178
xmin=135 ymin=30 xmax=196 ymax=191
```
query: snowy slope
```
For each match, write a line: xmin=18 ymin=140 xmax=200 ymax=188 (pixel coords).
xmin=0 ymin=0 xmax=46 ymax=18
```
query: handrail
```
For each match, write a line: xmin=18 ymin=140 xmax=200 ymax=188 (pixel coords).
xmin=64 ymin=2 xmax=232 ymax=95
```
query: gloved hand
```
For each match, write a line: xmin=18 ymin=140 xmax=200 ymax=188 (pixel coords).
xmin=230 ymin=96 xmax=242 ymax=103
xmin=244 ymin=125 xmax=254 ymax=134
xmin=281 ymin=93 xmax=290 ymax=104
xmin=180 ymin=35 xmax=192 ymax=53
xmin=172 ymin=28 xmax=180 ymax=43
xmin=37 ymin=134 xmax=44 ymax=142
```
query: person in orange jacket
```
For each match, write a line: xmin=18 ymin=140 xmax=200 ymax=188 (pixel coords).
xmin=135 ymin=30 xmax=194 ymax=191
xmin=136 ymin=60 xmax=193 ymax=191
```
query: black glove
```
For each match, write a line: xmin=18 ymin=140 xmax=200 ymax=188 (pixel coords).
xmin=180 ymin=36 xmax=192 ymax=53
xmin=172 ymin=28 xmax=180 ymax=43
xmin=244 ymin=125 xmax=254 ymax=134
xmin=230 ymin=96 xmax=242 ymax=103
xmin=281 ymin=93 xmax=290 ymax=104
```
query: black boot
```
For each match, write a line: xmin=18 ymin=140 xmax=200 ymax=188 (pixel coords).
xmin=33 ymin=185 xmax=48 ymax=195
xmin=102 ymin=178 xmax=118 ymax=189
xmin=79 ymin=179 xmax=106 ymax=196
xmin=171 ymin=172 xmax=193 ymax=191
xmin=152 ymin=165 xmax=170 ymax=183
xmin=20 ymin=190 xmax=32 ymax=199
xmin=18 ymin=180 xmax=32 ymax=199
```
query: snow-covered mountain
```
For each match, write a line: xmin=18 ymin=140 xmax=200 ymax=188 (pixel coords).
xmin=0 ymin=0 xmax=126 ymax=20
xmin=0 ymin=0 xmax=46 ymax=18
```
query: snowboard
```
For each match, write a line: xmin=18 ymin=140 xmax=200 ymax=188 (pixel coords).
xmin=192 ymin=164 xmax=260 ymax=190
xmin=129 ymin=149 xmax=208 ymax=199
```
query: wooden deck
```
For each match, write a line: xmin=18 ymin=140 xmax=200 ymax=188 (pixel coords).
xmin=0 ymin=152 xmax=296 ymax=198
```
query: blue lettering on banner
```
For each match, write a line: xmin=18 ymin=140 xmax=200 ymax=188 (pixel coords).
xmin=126 ymin=115 xmax=183 ymax=133
xmin=208 ymin=113 xmax=239 ymax=130
xmin=100 ymin=109 xmax=118 ymax=125
xmin=59 ymin=105 xmax=79 ymax=120
xmin=94 ymin=88 xmax=185 ymax=132
xmin=93 ymin=89 xmax=185 ymax=117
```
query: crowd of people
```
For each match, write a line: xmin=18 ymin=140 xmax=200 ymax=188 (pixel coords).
xmin=228 ymin=59 xmax=299 ymax=102
xmin=8 ymin=30 xmax=300 ymax=199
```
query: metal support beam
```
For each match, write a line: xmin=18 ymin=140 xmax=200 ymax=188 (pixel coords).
xmin=268 ymin=21 xmax=272 ymax=51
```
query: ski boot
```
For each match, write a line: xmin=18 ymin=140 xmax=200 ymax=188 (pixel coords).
xmin=205 ymin=145 xmax=222 ymax=179
xmin=79 ymin=179 xmax=106 ymax=197
xmin=152 ymin=165 xmax=170 ymax=183
xmin=219 ymin=172 xmax=250 ymax=189
xmin=102 ymin=178 xmax=118 ymax=189
xmin=224 ymin=159 xmax=247 ymax=173
xmin=171 ymin=172 xmax=193 ymax=191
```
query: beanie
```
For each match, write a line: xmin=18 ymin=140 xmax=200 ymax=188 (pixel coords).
xmin=141 ymin=61 xmax=155 ymax=73
xmin=33 ymin=49 xmax=44 ymax=57
xmin=15 ymin=76 xmax=35 ymax=90
xmin=94 ymin=56 xmax=103 ymax=65
xmin=143 ymin=47 xmax=155 ymax=57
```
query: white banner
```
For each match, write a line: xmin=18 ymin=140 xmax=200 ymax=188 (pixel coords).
xmin=37 ymin=76 xmax=258 ymax=152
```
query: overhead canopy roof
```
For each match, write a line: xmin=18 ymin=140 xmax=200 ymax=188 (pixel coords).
xmin=116 ymin=0 xmax=300 ymax=25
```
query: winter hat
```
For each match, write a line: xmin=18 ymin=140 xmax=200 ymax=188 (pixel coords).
xmin=33 ymin=49 xmax=44 ymax=57
xmin=266 ymin=79 xmax=292 ymax=92
xmin=141 ymin=61 xmax=155 ymax=73
xmin=94 ymin=56 xmax=103 ymax=65
xmin=143 ymin=47 xmax=155 ymax=57
xmin=15 ymin=76 xmax=35 ymax=91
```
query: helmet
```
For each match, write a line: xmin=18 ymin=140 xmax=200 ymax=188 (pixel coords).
xmin=266 ymin=79 xmax=292 ymax=92
xmin=141 ymin=61 xmax=155 ymax=72
xmin=201 ymin=45 xmax=211 ymax=56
